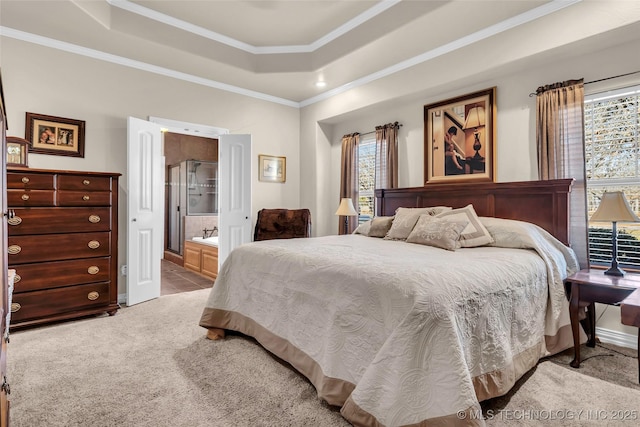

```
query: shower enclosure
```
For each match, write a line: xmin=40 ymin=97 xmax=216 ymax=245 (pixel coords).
xmin=167 ymin=160 xmax=218 ymax=255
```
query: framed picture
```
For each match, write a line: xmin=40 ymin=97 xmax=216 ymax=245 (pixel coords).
xmin=258 ymin=154 xmax=286 ymax=183
xmin=424 ymin=87 xmax=496 ymax=184
xmin=6 ymin=136 xmax=29 ymax=167
xmin=25 ymin=112 xmax=85 ymax=158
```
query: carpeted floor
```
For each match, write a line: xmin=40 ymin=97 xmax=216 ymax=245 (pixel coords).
xmin=7 ymin=288 xmax=640 ymax=426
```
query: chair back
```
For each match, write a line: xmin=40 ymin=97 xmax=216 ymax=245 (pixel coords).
xmin=254 ymin=208 xmax=312 ymax=241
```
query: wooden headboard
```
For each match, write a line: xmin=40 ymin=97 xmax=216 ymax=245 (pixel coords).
xmin=375 ymin=179 xmax=574 ymax=245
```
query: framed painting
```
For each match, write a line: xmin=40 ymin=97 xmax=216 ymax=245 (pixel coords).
xmin=258 ymin=154 xmax=286 ymax=183
xmin=25 ymin=112 xmax=85 ymax=158
xmin=6 ymin=136 xmax=29 ymax=167
xmin=424 ymin=87 xmax=496 ymax=184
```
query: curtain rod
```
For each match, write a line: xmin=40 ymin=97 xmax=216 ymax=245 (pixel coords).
xmin=359 ymin=122 xmax=403 ymax=137
xmin=528 ymin=70 xmax=640 ymax=97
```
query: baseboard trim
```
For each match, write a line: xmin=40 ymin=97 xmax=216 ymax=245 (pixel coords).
xmin=118 ymin=293 xmax=127 ymax=305
xmin=596 ymin=326 xmax=638 ymax=350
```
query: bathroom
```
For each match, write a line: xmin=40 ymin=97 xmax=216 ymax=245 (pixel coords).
xmin=163 ymin=132 xmax=219 ymax=269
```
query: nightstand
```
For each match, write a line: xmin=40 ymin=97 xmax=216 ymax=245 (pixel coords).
xmin=621 ymin=285 xmax=640 ymax=382
xmin=565 ymin=269 xmax=640 ymax=369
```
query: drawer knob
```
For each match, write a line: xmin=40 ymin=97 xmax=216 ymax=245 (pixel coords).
xmin=21 ymin=194 xmax=29 ymax=201
xmin=10 ymin=303 xmax=20 ymax=313
xmin=83 ymin=179 xmax=90 ymax=185
xmin=88 ymin=240 xmax=100 ymax=249
xmin=82 ymin=195 xmax=90 ymax=201
xmin=87 ymin=291 xmax=99 ymax=301
xmin=88 ymin=266 xmax=100 ymax=275
xmin=88 ymin=215 xmax=101 ymax=223
xmin=13 ymin=274 xmax=21 ymax=283
xmin=21 ymin=177 xmax=29 ymax=184
xmin=8 ymin=245 xmax=21 ymax=255
xmin=8 ymin=216 xmax=22 ymax=226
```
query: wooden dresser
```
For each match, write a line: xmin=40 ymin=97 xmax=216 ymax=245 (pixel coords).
xmin=7 ymin=167 xmax=120 ymax=329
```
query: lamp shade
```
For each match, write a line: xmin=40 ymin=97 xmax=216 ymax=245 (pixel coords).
xmin=590 ymin=191 xmax=640 ymax=223
xmin=463 ymin=106 xmax=485 ymax=129
xmin=335 ymin=198 xmax=358 ymax=216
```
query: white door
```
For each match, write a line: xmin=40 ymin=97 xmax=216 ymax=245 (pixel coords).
xmin=127 ymin=117 xmax=164 ymax=306
xmin=218 ymin=134 xmax=252 ymax=266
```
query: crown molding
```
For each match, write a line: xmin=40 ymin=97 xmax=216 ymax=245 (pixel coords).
xmin=0 ymin=26 xmax=300 ymax=108
xmin=107 ymin=0 xmax=401 ymax=55
xmin=299 ymin=0 xmax=582 ymax=107
xmin=0 ymin=0 xmax=581 ymax=109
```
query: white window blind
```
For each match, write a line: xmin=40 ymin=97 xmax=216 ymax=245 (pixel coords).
xmin=585 ymin=84 xmax=640 ymax=269
xmin=358 ymin=138 xmax=376 ymax=223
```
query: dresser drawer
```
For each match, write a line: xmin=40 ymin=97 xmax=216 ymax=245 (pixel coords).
xmin=7 ymin=189 xmax=55 ymax=206
xmin=8 ymin=232 xmax=111 ymax=264
xmin=11 ymin=257 xmax=111 ymax=293
xmin=10 ymin=282 xmax=111 ymax=323
xmin=57 ymin=190 xmax=112 ymax=207
xmin=8 ymin=208 xmax=111 ymax=235
xmin=7 ymin=172 xmax=55 ymax=190
xmin=57 ymin=175 xmax=112 ymax=191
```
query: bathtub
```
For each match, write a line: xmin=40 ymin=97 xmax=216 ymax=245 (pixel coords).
xmin=192 ymin=236 xmax=218 ymax=247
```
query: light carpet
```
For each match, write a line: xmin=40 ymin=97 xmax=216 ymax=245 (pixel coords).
xmin=7 ymin=288 xmax=640 ymax=426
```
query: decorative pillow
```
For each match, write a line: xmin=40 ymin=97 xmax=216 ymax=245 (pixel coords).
xmin=368 ymin=216 xmax=395 ymax=238
xmin=435 ymin=204 xmax=494 ymax=248
xmin=383 ymin=206 xmax=452 ymax=240
xmin=406 ymin=215 xmax=469 ymax=251
xmin=353 ymin=220 xmax=371 ymax=236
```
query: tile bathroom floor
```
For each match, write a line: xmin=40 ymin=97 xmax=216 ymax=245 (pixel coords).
xmin=161 ymin=258 xmax=214 ymax=295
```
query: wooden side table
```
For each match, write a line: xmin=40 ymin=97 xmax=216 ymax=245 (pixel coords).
xmin=565 ymin=269 xmax=640 ymax=370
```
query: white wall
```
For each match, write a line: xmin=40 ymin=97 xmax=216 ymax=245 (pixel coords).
xmin=1 ymin=37 xmax=300 ymax=295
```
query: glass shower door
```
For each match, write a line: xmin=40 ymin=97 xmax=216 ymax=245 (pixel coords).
xmin=168 ymin=163 xmax=182 ymax=253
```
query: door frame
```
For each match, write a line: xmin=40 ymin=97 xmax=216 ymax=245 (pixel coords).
xmin=123 ymin=117 xmax=232 ymax=304
xmin=148 ymin=116 xmax=229 ymax=139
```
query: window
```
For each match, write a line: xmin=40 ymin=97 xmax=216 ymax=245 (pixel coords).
xmin=358 ymin=137 xmax=376 ymax=223
xmin=585 ymin=85 xmax=640 ymax=270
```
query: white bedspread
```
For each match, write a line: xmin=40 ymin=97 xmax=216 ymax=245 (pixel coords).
xmin=200 ymin=218 xmax=579 ymax=426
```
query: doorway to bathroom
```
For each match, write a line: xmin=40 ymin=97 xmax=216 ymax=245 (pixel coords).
xmin=127 ymin=117 xmax=251 ymax=304
xmin=163 ymin=132 xmax=218 ymax=269
xmin=162 ymin=133 xmax=218 ymax=295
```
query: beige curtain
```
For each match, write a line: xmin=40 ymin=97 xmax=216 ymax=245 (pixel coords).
xmin=375 ymin=122 xmax=399 ymax=189
xmin=339 ymin=133 xmax=359 ymax=234
xmin=536 ymin=79 xmax=589 ymax=268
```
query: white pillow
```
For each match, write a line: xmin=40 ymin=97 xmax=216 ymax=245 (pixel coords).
xmin=406 ymin=215 xmax=469 ymax=251
xmin=383 ymin=206 xmax=452 ymax=240
xmin=435 ymin=204 xmax=494 ymax=248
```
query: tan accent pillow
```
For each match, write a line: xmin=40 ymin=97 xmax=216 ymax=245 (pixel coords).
xmin=384 ymin=206 xmax=452 ymax=241
xmin=368 ymin=216 xmax=395 ymax=238
xmin=406 ymin=215 xmax=469 ymax=251
xmin=435 ymin=204 xmax=494 ymax=248
xmin=352 ymin=220 xmax=371 ymax=236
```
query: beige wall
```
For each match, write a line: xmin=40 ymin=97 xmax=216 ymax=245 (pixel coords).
xmin=1 ymin=37 xmax=300 ymax=297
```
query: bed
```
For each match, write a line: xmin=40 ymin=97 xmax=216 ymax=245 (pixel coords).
xmin=199 ymin=179 xmax=580 ymax=426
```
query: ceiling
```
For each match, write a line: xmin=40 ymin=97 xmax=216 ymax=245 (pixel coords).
xmin=1 ymin=0 xmax=638 ymax=106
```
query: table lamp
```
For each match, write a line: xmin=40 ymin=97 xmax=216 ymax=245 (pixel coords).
xmin=335 ymin=198 xmax=358 ymax=235
xmin=463 ymin=106 xmax=485 ymax=160
xmin=590 ymin=191 xmax=640 ymax=276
